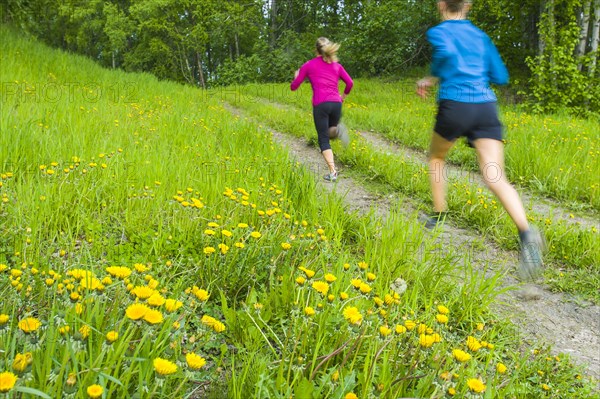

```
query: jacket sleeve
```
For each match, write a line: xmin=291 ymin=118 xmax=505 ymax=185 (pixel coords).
xmin=486 ymin=36 xmax=509 ymax=85
xmin=426 ymin=27 xmax=448 ymax=78
xmin=291 ymin=63 xmax=309 ymax=91
xmin=338 ymin=65 xmax=354 ymax=95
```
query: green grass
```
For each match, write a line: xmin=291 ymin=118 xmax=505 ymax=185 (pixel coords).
xmin=0 ymin=25 xmax=597 ymax=398
xmin=227 ymin=92 xmax=600 ymax=303
xmin=237 ymin=80 xmax=600 ymax=212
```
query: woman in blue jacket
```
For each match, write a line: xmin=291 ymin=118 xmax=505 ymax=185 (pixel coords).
xmin=417 ymin=0 xmax=544 ymax=281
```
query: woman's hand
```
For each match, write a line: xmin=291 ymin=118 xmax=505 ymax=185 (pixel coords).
xmin=294 ymin=69 xmax=300 ymax=78
xmin=416 ymin=77 xmax=437 ymax=98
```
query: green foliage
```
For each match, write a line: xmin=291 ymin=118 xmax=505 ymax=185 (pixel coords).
xmin=526 ymin=18 xmax=600 ymax=116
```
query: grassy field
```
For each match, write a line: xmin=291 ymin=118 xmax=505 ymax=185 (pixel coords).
xmin=0 ymin=26 xmax=598 ymax=398
xmin=226 ymin=84 xmax=599 ymax=304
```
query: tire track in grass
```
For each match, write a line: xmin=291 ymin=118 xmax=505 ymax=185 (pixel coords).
xmin=225 ymin=102 xmax=600 ymax=383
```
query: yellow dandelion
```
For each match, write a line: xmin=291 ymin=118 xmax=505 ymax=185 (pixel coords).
xmin=436 ymin=314 xmax=448 ymax=324
xmin=379 ymin=325 xmax=392 ymax=337
xmin=296 ymin=276 xmax=306 ymax=285
xmin=192 ymin=287 xmax=210 ymax=301
xmin=541 ymin=383 xmax=550 ymax=391
xmin=404 ymin=320 xmax=416 ymax=330
xmin=448 ymin=387 xmax=456 ymax=396
xmin=419 ymin=334 xmax=435 ymax=348
xmin=143 ymin=309 xmax=164 ymax=324
xmin=131 ymin=285 xmax=155 ymax=299
xmin=106 ymin=331 xmax=119 ymax=343
xmin=351 ymin=278 xmax=362 ymax=288
xmin=437 ymin=305 xmax=449 ymax=314
xmin=467 ymin=336 xmax=482 ymax=352
xmin=12 ymin=352 xmax=32 ymax=372
xmin=125 ymin=303 xmax=150 ymax=320
xmin=147 ymin=293 xmax=166 ymax=307
xmin=496 ymin=363 xmax=507 ymax=374
xmin=467 ymin=378 xmax=486 ymax=393
xmin=340 ymin=292 xmax=349 ymax=300
xmin=203 ymin=246 xmax=216 ymax=255
xmin=250 ymin=231 xmax=261 ymax=238
xmin=17 ymin=317 xmax=41 ymax=333
xmin=298 ymin=266 xmax=315 ymax=278
xmin=165 ymin=299 xmax=183 ymax=312
xmin=186 ymin=353 xmax=207 ymax=370
xmin=395 ymin=325 xmax=407 ymax=334
xmin=87 ymin=384 xmax=103 ymax=398
xmin=201 ymin=315 xmax=226 ymax=332
xmin=358 ymin=261 xmax=368 ymax=270
xmin=304 ymin=307 xmax=316 ymax=316
xmin=311 ymin=281 xmax=329 ymax=295
xmin=153 ymin=358 xmax=178 ymax=375
xmin=342 ymin=306 xmax=363 ymax=325
xmin=281 ymin=242 xmax=291 ymax=250
xmin=79 ymin=325 xmax=91 ymax=339
xmin=218 ymin=243 xmax=229 ymax=254
xmin=0 ymin=372 xmax=18 ymax=392
xmin=105 ymin=266 xmax=132 ymax=279
xmin=0 ymin=314 xmax=10 ymax=325
xmin=344 ymin=393 xmax=358 ymax=399
xmin=324 ymin=273 xmax=337 ymax=283
xmin=358 ymin=283 xmax=371 ymax=294
xmin=327 ymin=294 xmax=335 ymax=302
xmin=366 ymin=272 xmax=376 ymax=281
xmin=452 ymin=349 xmax=471 ymax=362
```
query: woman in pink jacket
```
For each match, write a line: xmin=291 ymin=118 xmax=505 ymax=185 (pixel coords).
xmin=291 ymin=37 xmax=354 ymax=182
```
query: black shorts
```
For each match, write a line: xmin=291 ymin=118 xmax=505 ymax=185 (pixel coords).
xmin=434 ymin=100 xmax=503 ymax=147
xmin=313 ymin=102 xmax=342 ymax=151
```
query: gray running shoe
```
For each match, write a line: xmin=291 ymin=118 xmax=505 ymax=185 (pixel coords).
xmin=323 ymin=171 xmax=338 ymax=182
xmin=337 ymin=123 xmax=350 ymax=147
xmin=423 ymin=212 xmax=448 ymax=230
xmin=517 ymin=227 xmax=545 ymax=281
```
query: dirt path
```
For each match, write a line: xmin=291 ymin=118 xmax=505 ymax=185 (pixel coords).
xmin=224 ymin=104 xmax=600 ymax=384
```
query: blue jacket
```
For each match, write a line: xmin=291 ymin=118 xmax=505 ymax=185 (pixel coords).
xmin=427 ymin=20 xmax=509 ymax=103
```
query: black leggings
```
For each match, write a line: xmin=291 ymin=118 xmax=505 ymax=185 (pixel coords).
xmin=313 ymin=101 xmax=342 ymax=151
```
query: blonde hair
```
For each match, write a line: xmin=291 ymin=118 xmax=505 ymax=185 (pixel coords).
xmin=316 ymin=37 xmax=340 ymax=63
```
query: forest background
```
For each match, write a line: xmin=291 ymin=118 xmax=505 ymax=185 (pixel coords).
xmin=2 ymin=0 xmax=599 ymax=116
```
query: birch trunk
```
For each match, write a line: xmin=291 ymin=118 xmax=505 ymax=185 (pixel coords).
xmin=576 ymin=0 xmax=591 ymax=70
xmin=591 ymin=0 xmax=600 ymax=75
xmin=197 ymin=52 xmax=206 ymax=89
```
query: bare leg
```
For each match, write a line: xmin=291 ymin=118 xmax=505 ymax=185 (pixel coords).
xmin=429 ymin=132 xmax=455 ymax=213
xmin=322 ymin=149 xmax=336 ymax=174
xmin=473 ymin=138 xmax=529 ymax=232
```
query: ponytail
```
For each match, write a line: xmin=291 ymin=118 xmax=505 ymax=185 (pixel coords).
xmin=316 ymin=37 xmax=340 ymax=63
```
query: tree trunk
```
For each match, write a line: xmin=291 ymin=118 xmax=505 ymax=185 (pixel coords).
xmin=591 ymin=0 xmax=600 ymax=75
xmin=270 ymin=0 xmax=277 ymax=49
xmin=235 ymin=32 xmax=240 ymax=59
xmin=197 ymin=52 xmax=206 ymax=89
xmin=539 ymin=0 xmax=555 ymax=57
xmin=576 ymin=0 xmax=592 ymax=70
xmin=112 ymin=51 xmax=116 ymax=69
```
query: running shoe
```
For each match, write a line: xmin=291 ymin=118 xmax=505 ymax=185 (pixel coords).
xmin=423 ymin=212 xmax=448 ymax=230
xmin=517 ymin=226 xmax=545 ymax=281
xmin=323 ymin=171 xmax=338 ymax=182
xmin=337 ymin=123 xmax=350 ymax=147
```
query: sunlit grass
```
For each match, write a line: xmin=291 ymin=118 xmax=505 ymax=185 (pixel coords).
xmin=0 ymin=25 xmax=597 ymax=398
